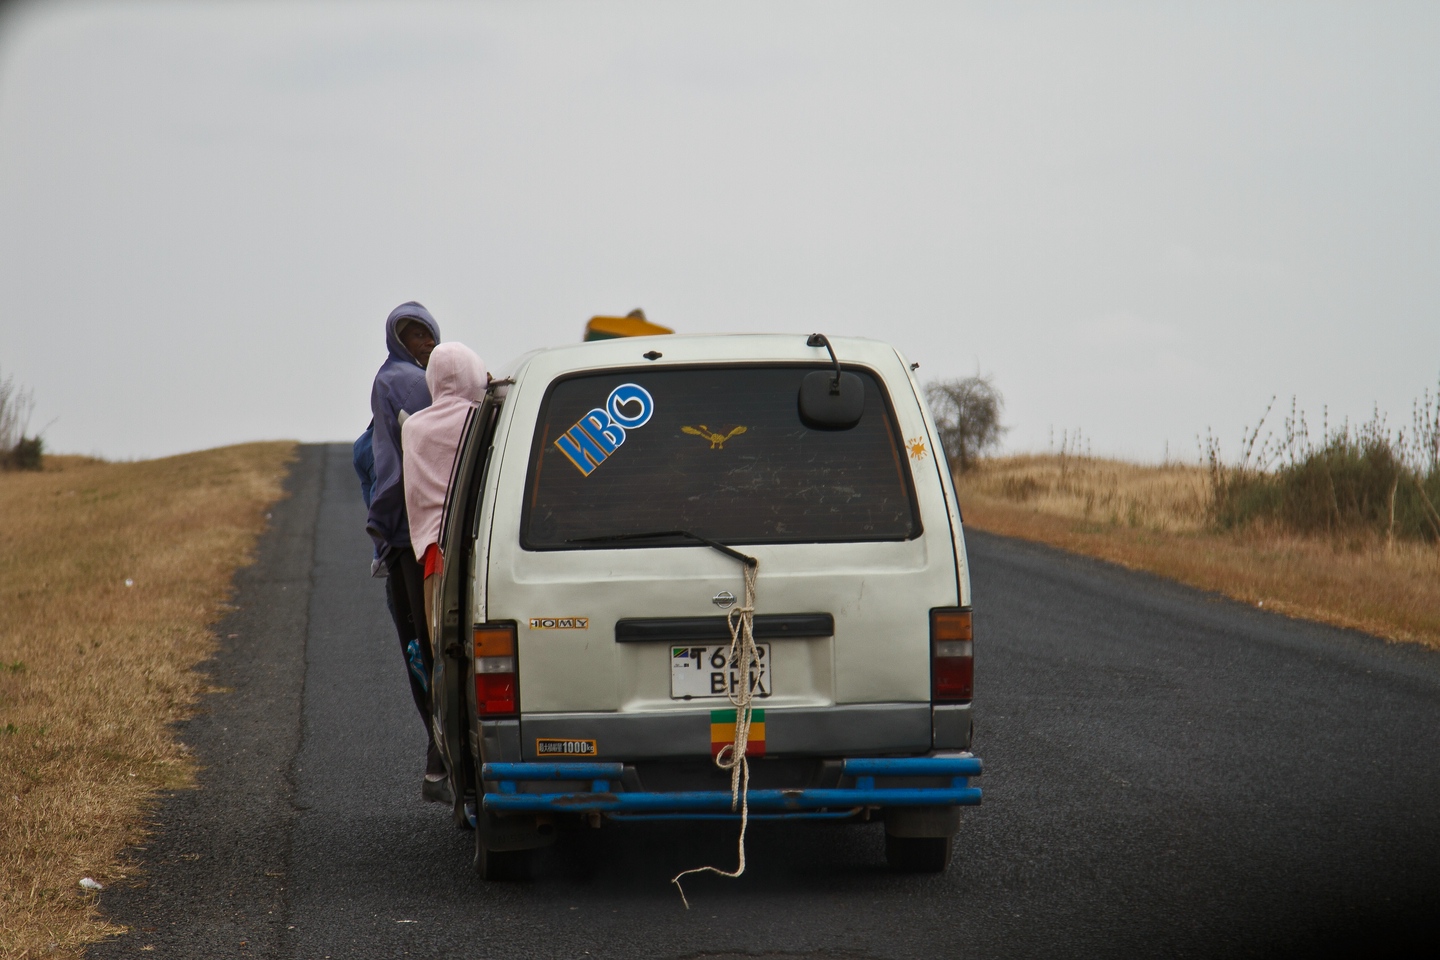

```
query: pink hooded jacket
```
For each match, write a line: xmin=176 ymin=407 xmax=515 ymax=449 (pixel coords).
xmin=401 ymin=342 xmax=488 ymax=562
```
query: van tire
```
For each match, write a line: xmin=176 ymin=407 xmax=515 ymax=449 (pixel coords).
xmin=884 ymin=834 xmax=952 ymax=873
xmin=474 ymin=836 xmax=537 ymax=881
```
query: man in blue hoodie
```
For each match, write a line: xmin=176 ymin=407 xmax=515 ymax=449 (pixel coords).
xmin=368 ymin=301 xmax=449 ymax=802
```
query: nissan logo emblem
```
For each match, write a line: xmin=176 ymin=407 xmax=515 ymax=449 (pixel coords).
xmin=712 ymin=590 xmax=737 ymax=609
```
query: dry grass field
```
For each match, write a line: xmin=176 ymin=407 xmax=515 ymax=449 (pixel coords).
xmin=959 ymin=453 xmax=1211 ymax=533
xmin=0 ymin=443 xmax=295 ymax=959
xmin=956 ymin=454 xmax=1440 ymax=649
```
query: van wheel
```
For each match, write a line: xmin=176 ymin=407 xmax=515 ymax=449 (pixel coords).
xmin=474 ymin=835 xmax=538 ymax=881
xmin=884 ymin=834 xmax=953 ymax=873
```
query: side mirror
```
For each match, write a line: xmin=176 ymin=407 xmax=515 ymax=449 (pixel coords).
xmin=798 ymin=333 xmax=864 ymax=429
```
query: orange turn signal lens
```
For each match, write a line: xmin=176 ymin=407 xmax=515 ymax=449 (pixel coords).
xmin=931 ymin=608 xmax=972 ymax=642
xmin=473 ymin=624 xmax=516 ymax=657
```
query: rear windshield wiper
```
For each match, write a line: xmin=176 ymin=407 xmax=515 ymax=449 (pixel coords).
xmin=567 ymin=530 xmax=757 ymax=568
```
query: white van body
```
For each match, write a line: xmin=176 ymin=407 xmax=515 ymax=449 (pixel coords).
xmin=428 ymin=333 xmax=982 ymax=878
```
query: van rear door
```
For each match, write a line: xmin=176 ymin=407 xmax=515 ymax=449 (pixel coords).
xmin=484 ymin=349 xmax=964 ymax=760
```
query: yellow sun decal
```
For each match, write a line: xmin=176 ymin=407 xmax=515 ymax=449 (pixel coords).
xmin=907 ymin=437 xmax=928 ymax=460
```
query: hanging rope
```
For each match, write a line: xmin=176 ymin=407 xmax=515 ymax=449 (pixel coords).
xmin=672 ymin=559 xmax=761 ymax=908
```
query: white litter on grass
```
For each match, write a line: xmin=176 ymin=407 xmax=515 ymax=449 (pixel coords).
xmin=124 ymin=579 xmax=134 ymax=588
xmin=79 ymin=877 xmax=103 ymax=891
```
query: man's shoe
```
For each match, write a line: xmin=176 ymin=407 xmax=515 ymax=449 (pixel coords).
xmin=423 ymin=773 xmax=454 ymax=804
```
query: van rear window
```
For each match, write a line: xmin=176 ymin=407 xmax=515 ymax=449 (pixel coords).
xmin=521 ymin=366 xmax=920 ymax=548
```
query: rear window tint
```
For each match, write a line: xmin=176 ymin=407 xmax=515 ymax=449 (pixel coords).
xmin=521 ymin=365 xmax=920 ymax=548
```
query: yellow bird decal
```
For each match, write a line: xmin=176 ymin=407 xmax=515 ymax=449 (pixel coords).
xmin=681 ymin=425 xmax=748 ymax=449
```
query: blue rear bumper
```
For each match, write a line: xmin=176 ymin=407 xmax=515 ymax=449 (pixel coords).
xmin=480 ymin=756 xmax=982 ymax=821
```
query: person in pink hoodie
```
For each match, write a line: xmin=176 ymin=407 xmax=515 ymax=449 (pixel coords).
xmin=401 ymin=342 xmax=489 ymax=657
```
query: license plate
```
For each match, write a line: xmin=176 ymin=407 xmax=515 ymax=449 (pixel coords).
xmin=670 ymin=644 xmax=771 ymax=700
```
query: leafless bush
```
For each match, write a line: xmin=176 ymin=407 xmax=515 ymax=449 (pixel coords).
xmin=0 ymin=368 xmax=42 ymax=470
xmin=924 ymin=375 xmax=1006 ymax=472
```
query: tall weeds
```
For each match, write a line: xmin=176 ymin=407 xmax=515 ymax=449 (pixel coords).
xmin=1205 ymin=379 xmax=1440 ymax=543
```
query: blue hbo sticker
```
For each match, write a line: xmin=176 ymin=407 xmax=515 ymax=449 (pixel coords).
xmin=554 ymin=383 xmax=655 ymax=476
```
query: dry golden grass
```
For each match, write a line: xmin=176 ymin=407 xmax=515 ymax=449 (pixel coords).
xmin=957 ymin=454 xmax=1440 ymax=649
xmin=959 ymin=452 xmax=1211 ymax=533
xmin=0 ymin=443 xmax=295 ymax=959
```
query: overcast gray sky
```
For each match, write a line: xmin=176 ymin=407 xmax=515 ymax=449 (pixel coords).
xmin=1 ymin=0 xmax=1437 ymax=461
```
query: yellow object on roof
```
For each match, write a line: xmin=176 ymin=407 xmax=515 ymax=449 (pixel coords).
xmin=584 ymin=309 xmax=673 ymax=341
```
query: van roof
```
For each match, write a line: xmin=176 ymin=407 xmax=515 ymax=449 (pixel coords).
xmin=504 ymin=333 xmax=910 ymax=382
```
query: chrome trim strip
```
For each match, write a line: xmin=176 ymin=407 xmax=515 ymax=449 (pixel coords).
xmin=520 ymin=702 xmax=931 ymax=760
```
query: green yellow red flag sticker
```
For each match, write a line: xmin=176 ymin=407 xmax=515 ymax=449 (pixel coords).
xmin=710 ymin=708 xmax=765 ymax=759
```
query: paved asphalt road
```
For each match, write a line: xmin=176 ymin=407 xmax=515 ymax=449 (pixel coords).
xmin=95 ymin=444 xmax=1440 ymax=959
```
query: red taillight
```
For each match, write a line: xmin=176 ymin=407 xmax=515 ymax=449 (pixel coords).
xmin=474 ymin=623 xmax=518 ymax=716
xmin=931 ymin=608 xmax=973 ymax=702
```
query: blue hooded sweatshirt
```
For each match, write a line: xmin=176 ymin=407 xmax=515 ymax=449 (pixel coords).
xmin=367 ymin=302 xmax=441 ymax=563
